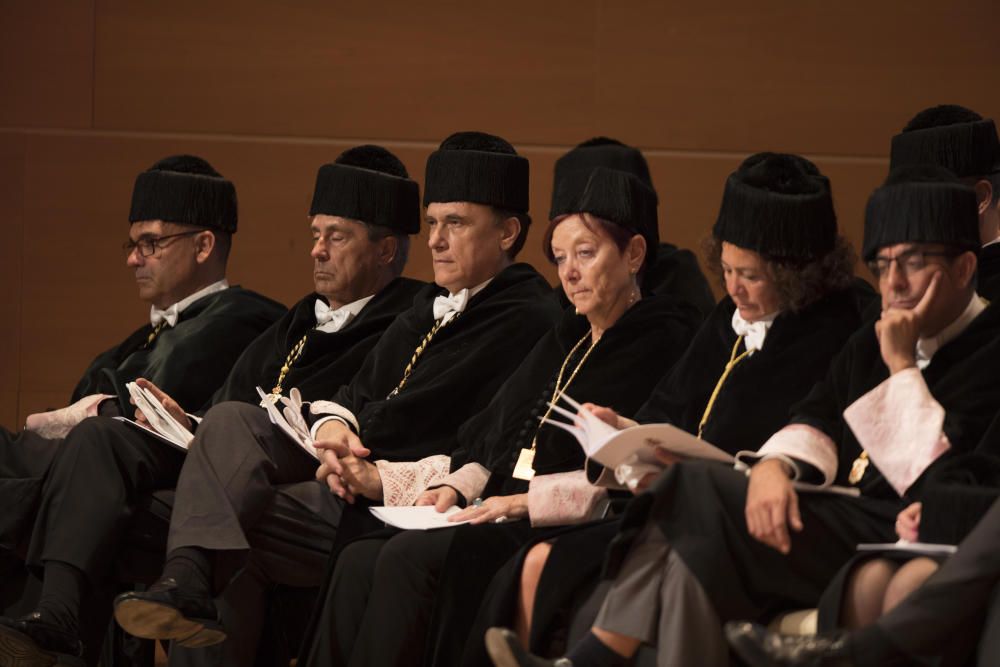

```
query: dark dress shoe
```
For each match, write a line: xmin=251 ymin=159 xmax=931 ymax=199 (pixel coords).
xmin=484 ymin=628 xmax=573 ymax=667
xmin=725 ymin=621 xmax=853 ymax=667
xmin=113 ymin=578 xmax=225 ymax=648
xmin=0 ymin=612 xmax=84 ymax=667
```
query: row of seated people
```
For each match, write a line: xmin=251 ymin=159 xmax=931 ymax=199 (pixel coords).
xmin=0 ymin=103 xmax=997 ymax=667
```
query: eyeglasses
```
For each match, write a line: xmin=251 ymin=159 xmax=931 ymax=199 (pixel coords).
xmin=867 ymin=249 xmax=961 ymax=279
xmin=123 ymin=231 xmax=201 ymax=257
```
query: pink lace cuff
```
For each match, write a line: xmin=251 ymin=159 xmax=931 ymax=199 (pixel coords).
xmin=375 ymin=455 xmax=451 ymax=506
xmin=527 ymin=470 xmax=608 ymax=527
xmin=844 ymin=368 xmax=950 ymax=496
xmin=431 ymin=462 xmax=491 ymax=504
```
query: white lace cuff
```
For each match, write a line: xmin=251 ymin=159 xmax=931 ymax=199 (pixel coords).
xmin=375 ymin=455 xmax=452 ymax=506
xmin=528 ymin=470 xmax=608 ymax=527
xmin=309 ymin=400 xmax=359 ymax=434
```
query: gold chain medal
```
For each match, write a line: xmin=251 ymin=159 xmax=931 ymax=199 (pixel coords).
xmin=848 ymin=451 xmax=869 ymax=485
xmin=513 ymin=332 xmax=600 ymax=481
xmin=262 ymin=334 xmax=308 ymax=406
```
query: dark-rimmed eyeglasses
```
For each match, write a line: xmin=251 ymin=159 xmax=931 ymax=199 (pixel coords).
xmin=866 ymin=249 xmax=961 ymax=279
xmin=123 ymin=231 xmax=201 ymax=257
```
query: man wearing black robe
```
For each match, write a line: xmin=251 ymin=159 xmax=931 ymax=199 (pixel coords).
xmin=490 ymin=166 xmax=1000 ymax=667
xmin=0 ymin=156 xmax=285 ymax=556
xmin=112 ymin=131 xmax=561 ymax=665
xmin=0 ymin=146 xmax=424 ymax=666
xmin=889 ymin=104 xmax=1000 ymax=299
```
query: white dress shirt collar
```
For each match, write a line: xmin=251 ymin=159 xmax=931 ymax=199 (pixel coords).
xmin=313 ymin=294 xmax=374 ymax=333
xmin=433 ymin=278 xmax=492 ymax=325
xmin=150 ymin=279 xmax=229 ymax=328
xmin=731 ymin=309 xmax=780 ymax=354
xmin=915 ymin=292 xmax=987 ymax=369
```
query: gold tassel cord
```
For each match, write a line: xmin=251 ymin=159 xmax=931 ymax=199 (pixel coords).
xmin=697 ymin=336 xmax=750 ymax=439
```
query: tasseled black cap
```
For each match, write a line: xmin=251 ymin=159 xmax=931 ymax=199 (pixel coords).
xmin=574 ymin=167 xmax=659 ymax=269
xmin=890 ymin=105 xmax=1000 ymax=178
xmin=129 ymin=155 xmax=238 ymax=233
xmin=712 ymin=152 xmax=836 ymax=261
xmin=550 ymin=137 xmax=656 ymax=221
xmin=862 ymin=165 xmax=979 ymax=261
xmin=423 ymin=131 xmax=529 ymax=212
xmin=309 ymin=145 xmax=420 ymax=235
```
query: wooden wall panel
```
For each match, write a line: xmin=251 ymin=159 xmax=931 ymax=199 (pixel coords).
xmin=0 ymin=134 xmax=25 ymax=425
xmin=597 ymin=1 xmax=999 ymax=156
xmin=0 ymin=0 xmax=94 ymax=128
xmin=93 ymin=0 xmax=599 ymax=145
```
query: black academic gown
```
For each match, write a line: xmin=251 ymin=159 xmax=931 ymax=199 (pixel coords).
xmin=460 ymin=286 xmax=872 ymax=662
xmin=0 ymin=286 xmax=284 ymax=553
xmin=299 ymin=295 xmax=700 ymax=667
xmin=315 ymin=263 xmax=562 ymax=462
xmin=605 ymin=300 xmax=1000 ymax=634
xmin=205 ymin=278 xmax=424 ymax=408
xmin=70 ymin=286 xmax=286 ymax=414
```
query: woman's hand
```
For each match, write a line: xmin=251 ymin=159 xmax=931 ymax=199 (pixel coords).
xmin=415 ymin=486 xmax=459 ymax=512
xmin=449 ymin=494 xmax=529 ymax=525
xmin=745 ymin=459 xmax=802 ymax=554
xmin=895 ymin=502 xmax=922 ymax=542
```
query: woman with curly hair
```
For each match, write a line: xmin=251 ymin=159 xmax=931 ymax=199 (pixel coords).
xmin=477 ymin=151 xmax=874 ymax=667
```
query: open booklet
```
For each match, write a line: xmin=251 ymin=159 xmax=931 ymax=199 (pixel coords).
xmin=857 ymin=540 xmax=957 ymax=556
xmin=113 ymin=381 xmax=195 ymax=451
xmin=543 ymin=392 xmax=860 ymax=497
xmin=369 ymin=505 xmax=470 ymax=531
xmin=254 ymin=387 xmax=320 ymax=460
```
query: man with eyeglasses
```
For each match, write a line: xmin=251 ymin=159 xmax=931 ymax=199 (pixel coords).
xmin=889 ymin=105 xmax=1000 ymax=298
xmin=489 ymin=165 xmax=1000 ymax=667
xmin=0 ymin=155 xmax=283 ymax=550
xmin=0 ymin=146 xmax=428 ymax=665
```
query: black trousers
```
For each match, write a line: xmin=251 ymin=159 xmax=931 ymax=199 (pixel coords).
xmin=302 ymin=529 xmax=454 ymax=667
xmin=850 ymin=495 xmax=1000 ymax=666
xmin=0 ymin=426 xmax=64 ymax=552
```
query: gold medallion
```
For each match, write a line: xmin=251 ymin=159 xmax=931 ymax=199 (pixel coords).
xmin=512 ymin=448 xmax=537 ymax=481
xmin=848 ymin=451 xmax=869 ymax=485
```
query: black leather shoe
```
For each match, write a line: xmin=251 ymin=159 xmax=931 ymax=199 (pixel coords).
xmin=0 ymin=612 xmax=84 ymax=667
xmin=113 ymin=578 xmax=225 ymax=648
xmin=725 ymin=621 xmax=853 ymax=667
xmin=484 ymin=628 xmax=573 ymax=667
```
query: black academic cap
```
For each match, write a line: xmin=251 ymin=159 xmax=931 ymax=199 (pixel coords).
xmin=423 ymin=131 xmax=529 ymax=213
xmin=309 ymin=145 xmax=421 ymax=235
xmin=572 ymin=167 xmax=659 ymax=269
xmin=129 ymin=155 xmax=238 ymax=233
xmin=550 ymin=138 xmax=656 ymax=222
xmin=890 ymin=105 xmax=1000 ymax=179
xmin=713 ymin=152 xmax=837 ymax=261
xmin=862 ymin=165 xmax=979 ymax=261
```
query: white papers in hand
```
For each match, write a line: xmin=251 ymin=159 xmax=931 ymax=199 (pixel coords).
xmin=369 ymin=505 xmax=469 ymax=530
xmin=255 ymin=387 xmax=320 ymax=460
xmin=857 ymin=540 xmax=957 ymax=556
xmin=119 ymin=382 xmax=194 ymax=450
xmin=541 ymin=393 xmax=734 ymax=469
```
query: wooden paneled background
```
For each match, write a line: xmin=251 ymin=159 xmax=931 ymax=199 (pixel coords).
xmin=1 ymin=0 xmax=997 ymax=425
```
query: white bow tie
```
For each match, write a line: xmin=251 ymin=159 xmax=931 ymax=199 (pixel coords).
xmin=731 ymin=310 xmax=774 ymax=354
xmin=433 ymin=289 xmax=470 ymax=324
xmin=150 ymin=305 xmax=180 ymax=328
xmin=314 ymin=299 xmax=354 ymax=333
